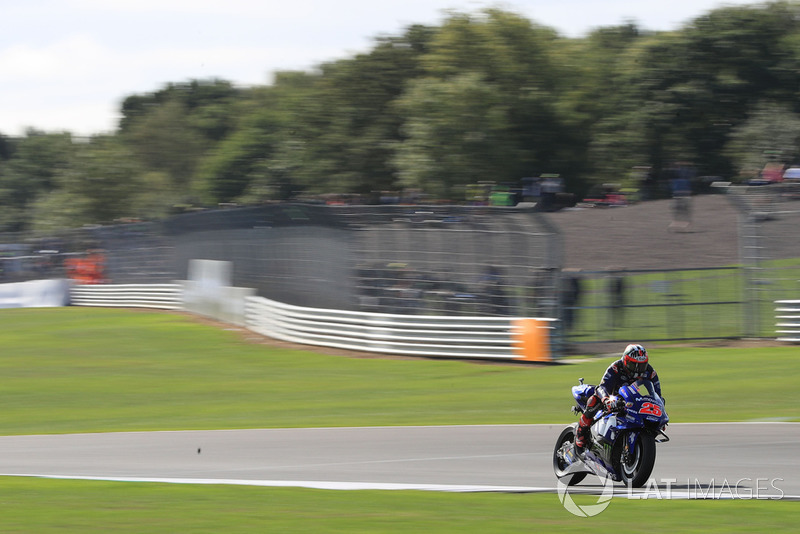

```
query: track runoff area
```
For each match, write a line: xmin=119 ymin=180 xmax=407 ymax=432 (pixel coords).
xmin=0 ymin=423 xmax=796 ymax=502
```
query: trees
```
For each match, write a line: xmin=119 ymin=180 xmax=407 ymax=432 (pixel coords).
xmin=196 ymin=71 xmax=317 ymax=203
xmin=275 ymin=25 xmax=434 ymax=200
xmin=393 ymin=72 xmax=514 ymax=199
xmin=0 ymin=130 xmax=74 ymax=232
xmin=725 ymin=101 xmax=800 ymax=179
xmin=555 ymin=24 xmax=645 ymax=194
xmin=196 ymin=25 xmax=434 ymax=204
xmin=30 ymin=136 xmax=144 ymax=233
xmin=5 ymin=3 xmax=800 ymax=232
xmin=588 ymin=2 xmax=800 ymax=186
xmin=396 ymin=10 xmax=568 ymax=192
xmin=120 ymin=79 xmax=241 ymax=207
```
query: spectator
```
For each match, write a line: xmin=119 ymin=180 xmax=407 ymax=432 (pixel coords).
xmin=539 ymin=175 xmax=564 ymax=212
xmin=608 ymin=274 xmax=626 ymax=329
xmin=670 ymin=163 xmax=694 ymax=230
xmin=561 ymin=271 xmax=582 ymax=332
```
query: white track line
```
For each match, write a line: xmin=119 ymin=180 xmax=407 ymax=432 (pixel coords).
xmin=0 ymin=474 xmax=543 ymax=493
xmin=1 ymin=473 xmax=796 ymax=499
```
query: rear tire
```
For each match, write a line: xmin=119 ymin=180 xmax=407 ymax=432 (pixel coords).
xmin=618 ymin=432 xmax=656 ymax=488
xmin=553 ymin=424 xmax=587 ymax=486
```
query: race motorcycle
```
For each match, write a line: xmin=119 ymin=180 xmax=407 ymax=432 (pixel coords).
xmin=552 ymin=377 xmax=669 ymax=488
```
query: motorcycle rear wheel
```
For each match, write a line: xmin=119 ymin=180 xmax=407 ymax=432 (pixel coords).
xmin=552 ymin=424 xmax=587 ymax=486
xmin=618 ymin=432 xmax=656 ymax=488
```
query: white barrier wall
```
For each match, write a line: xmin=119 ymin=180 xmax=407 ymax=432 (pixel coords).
xmin=0 ymin=279 xmax=71 ymax=308
xmin=776 ymin=300 xmax=800 ymax=342
xmin=70 ymin=284 xmax=183 ymax=309
xmin=62 ymin=276 xmax=557 ymax=361
xmin=246 ymin=295 xmax=556 ymax=362
xmin=68 ymin=259 xmax=256 ymax=326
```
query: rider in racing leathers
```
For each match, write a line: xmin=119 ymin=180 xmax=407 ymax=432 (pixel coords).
xmin=574 ymin=344 xmax=664 ymax=451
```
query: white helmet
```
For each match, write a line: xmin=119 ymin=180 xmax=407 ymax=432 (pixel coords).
xmin=622 ymin=344 xmax=648 ymax=376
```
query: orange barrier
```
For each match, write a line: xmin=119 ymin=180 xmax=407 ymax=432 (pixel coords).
xmin=512 ymin=318 xmax=552 ymax=362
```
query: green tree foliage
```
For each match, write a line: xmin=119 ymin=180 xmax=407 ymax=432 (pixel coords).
xmin=725 ymin=100 xmax=800 ymax=178
xmin=120 ymin=78 xmax=239 ymax=139
xmin=124 ymin=100 xmax=205 ymax=188
xmin=409 ymin=10 xmax=567 ymax=184
xmin=30 ymin=137 xmax=144 ymax=232
xmin=393 ymin=72 xmax=514 ymax=198
xmin=0 ymin=133 xmax=13 ymax=160
xmin=196 ymin=71 xmax=320 ymax=203
xmin=119 ymin=79 xmax=241 ymax=207
xmin=0 ymin=130 xmax=74 ymax=232
xmin=590 ymin=2 xmax=800 ymax=185
xmin=5 ymin=3 xmax=800 ymax=232
xmin=202 ymin=25 xmax=436 ymax=205
xmin=554 ymin=24 xmax=645 ymax=194
xmin=277 ymin=25 xmax=434 ymax=200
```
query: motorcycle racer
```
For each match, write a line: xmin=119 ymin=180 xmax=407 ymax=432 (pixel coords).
xmin=574 ymin=344 xmax=663 ymax=451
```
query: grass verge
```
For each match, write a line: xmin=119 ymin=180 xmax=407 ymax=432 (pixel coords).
xmin=0 ymin=307 xmax=797 ymax=436
xmin=0 ymin=307 xmax=797 ymax=531
xmin=0 ymin=478 xmax=795 ymax=533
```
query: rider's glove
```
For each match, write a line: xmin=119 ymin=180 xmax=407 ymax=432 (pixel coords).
xmin=604 ymin=396 xmax=622 ymax=412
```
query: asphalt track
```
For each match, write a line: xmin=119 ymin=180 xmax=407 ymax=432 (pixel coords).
xmin=0 ymin=423 xmax=797 ymax=499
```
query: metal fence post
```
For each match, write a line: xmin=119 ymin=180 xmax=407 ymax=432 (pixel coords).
xmin=739 ymin=212 xmax=762 ymax=337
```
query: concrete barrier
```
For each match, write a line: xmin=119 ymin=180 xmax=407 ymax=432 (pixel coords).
xmin=0 ymin=279 xmax=71 ymax=308
xmin=179 ymin=260 xmax=256 ymax=326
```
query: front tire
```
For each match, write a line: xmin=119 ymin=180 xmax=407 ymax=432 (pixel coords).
xmin=553 ymin=424 xmax=587 ymax=486
xmin=618 ymin=432 xmax=656 ymax=488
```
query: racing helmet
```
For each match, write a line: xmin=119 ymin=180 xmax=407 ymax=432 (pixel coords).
xmin=622 ymin=344 xmax=648 ymax=376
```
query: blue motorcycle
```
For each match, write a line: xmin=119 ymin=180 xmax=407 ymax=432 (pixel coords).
xmin=553 ymin=377 xmax=669 ymax=488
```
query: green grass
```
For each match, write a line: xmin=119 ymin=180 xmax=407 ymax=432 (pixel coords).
xmin=0 ymin=306 xmax=797 ymax=531
xmin=0 ymin=307 xmax=798 ymax=436
xmin=0 ymin=478 xmax=795 ymax=533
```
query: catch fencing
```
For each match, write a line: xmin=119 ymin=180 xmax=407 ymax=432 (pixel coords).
xmin=562 ymin=184 xmax=800 ymax=345
xmin=0 ymin=223 xmax=175 ymax=285
xmin=2 ymin=204 xmax=561 ymax=318
xmin=159 ymin=204 xmax=561 ymax=316
xmin=560 ymin=266 xmax=745 ymax=345
xmin=726 ymin=183 xmax=800 ymax=337
xmin=4 ymin=192 xmax=800 ymax=346
xmin=335 ymin=205 xmax=561 ymax=318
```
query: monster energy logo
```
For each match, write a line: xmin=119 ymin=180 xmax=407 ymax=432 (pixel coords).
xmin=593 ymin=441 xmax=612 ymax=456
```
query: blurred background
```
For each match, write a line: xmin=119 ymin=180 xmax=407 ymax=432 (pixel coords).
xmin=2 ymin=3 xmax=800 ymax=347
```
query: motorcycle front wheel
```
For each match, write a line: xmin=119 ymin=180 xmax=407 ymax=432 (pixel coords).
xmin=618 ymin=432 xmax=656 ymax=488
xmin=552 ymin=424 xmax=587 ymax=486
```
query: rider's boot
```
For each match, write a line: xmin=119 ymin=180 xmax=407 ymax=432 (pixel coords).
xmin=574 ymin=414 xmax=591 ymax=453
